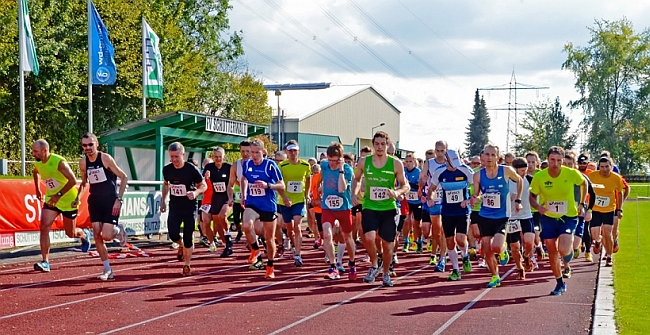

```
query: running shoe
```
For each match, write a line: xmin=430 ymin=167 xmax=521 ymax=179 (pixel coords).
xmin=426 ymin=240 xmax=433 ymax=252
xmin=247 ymin=249 xmax=261 ymax=264
xmin=283 ymin=238 xmax=291 ymax=251
xmin=382 ymin=273 xmax=394 ymax=287
xmin=448 ymin=269 xmax=461 ymax=281
xmin=593 ymin=241 xmax=602 ymax=255
xmin=265 ymin=265 xmax=275 ymax=279
xmin=182 ymin=265 xmax=191 ymax=277
xmin=336 ymin=262 xmax=346 ymax=274
xmin=219 ymin=247 xmax=233 ymax=258
xmin=235 ymin=231 xmax=243 ymax=243
xmin=498 ymin=250 xmax=510 ymax=266
xmin=277 ymin=244 xmax=285 ymax=259
xmin=348 ymin=266 xmax=358 ymax=281
xmin=294 ymin=255 xmax=303 ymax=267
xmin=478 ymin=258 xmax=487 ymax=268
xmin=462 ymin=256 xmax=472 ymax=273
xmin=170 ymin=242 xmax=180 ymax=249
xmin=306 ymin=232 xmax=315 ymax=238
xmin=469 ymin=247 xmax=477 ymax=261
xmin=573 ymin=248 xmax=580 ymax=259
xmin=325 ymin=267 xmax=340 ymax=280
xmin=249 ymin=258 xmax=265 ymax=270
xmin=535 ymin=246 xmax=544 ymax=260
xmin=516 ymin=269 xmax=525 ymax=280
xmin=200 ymin=236 xmax=210 ymax=247
xmin=429 ymin=254 xmax=438 ymax=265
xmin=486 ymin=275 xmax=501 ymax=288
xmin=313 ymin=239 xmax=322 ymax=249
xmin=585 ymin=252 xmax=593 ymax=263
xmin=550 ymin=282 xmax=567 ymax=295
xmin=605 ymin=256 xmax=613 ymax=267
xmin=80 ymin=229 xmax=92 ymax=252
xmin=34 ymin=261 xmax=51 ymax=272
xmin=117 ymin=224 xmax=127 ymax=247
xmin=524 ymin=257 xmax=534 ymax=272
xmin=325 ymin=255 xmax=330 ymax=263
xmin=98 ymin=268 xmax=114 ymax=281
xmin=208 ymin=243 xmax=217 ymax=253
xmin=392 ymin=254 xmax=399 ymax=264
xmin=388 ymin=263 xmax=396 ymax=277
xmin=177 ymin=244 xmax=184 ymax=261
xmin=434 ymin=258 xmax=446 ymax=272
xmin=363 ymin=267 xmax=379 ymax=283
xmin=613 ymin=239 xmax=619 ymax=253
xmin=562 ymin=267 xmax=572 ymax=279
xmin=402 ymin=241 xmax=409 ymax=253
xmin=416 ymin=243 xmax=423 ymax=254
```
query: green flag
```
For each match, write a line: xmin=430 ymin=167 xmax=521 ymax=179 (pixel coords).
xmin=143 ymin=19 xmax=162 ymax=99
xmin=20 ymin=0 xmax=39 ymax=75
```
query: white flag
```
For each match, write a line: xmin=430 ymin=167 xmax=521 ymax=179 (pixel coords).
xmin=20 ymin=0 xmax=39 ymax=75
xmin=143 ymin=19 xmax=163 ymax=99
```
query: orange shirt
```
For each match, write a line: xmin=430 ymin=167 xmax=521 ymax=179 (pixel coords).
xmin=201 ymin=176 xmax=213 ymax=205
xmin=310 ymin=173 xmax=322 ymax=214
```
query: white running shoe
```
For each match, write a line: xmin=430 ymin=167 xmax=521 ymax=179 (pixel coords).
xmin=98 ymin=269 xmax=114 ymax=281
xmin=117 ymin=224 xmax=127 ymax=247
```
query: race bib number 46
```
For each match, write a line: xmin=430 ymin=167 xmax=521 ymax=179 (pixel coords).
xmin=445 ymin=189 xmax=463 ymax=204
xmin=213 ymin=182 xmax=226 ymax=193
xmin=250 ymin=184 xmax=266 ymax=197
xmin=287 ymin=181 xmax=303 ymax=193
xmin=482 ymin=193 xmax=500 ymax=208
xmin=170 ymin=184 xmax=187 ymax=197
xmin=325 ymin=195 xmax=344 ymax=209
xmin=370 ymin=187 xmax=389 ymax=201
xmin=595 ymin=195 xmax=610 ymax=208
xmin=547 ymin=200 xmax=568 ymax=215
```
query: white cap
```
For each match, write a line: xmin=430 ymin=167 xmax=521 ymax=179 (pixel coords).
xmin=446 ymin=149 xmax=462 ymax=168
xmin=286 ymin=144 xmax=300 ymax=151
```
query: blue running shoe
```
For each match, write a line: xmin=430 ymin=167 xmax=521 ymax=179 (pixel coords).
xmin=80 ymin=229 xmax=92 ymax=252
xmin=434 ymin=257 xmax=446 ymax=272
xmin=34 ymin=261 xmax=51 ymax=272
xmin=550 ymin=282 xmax=567 ymax=295
xmin=498 ymin=250 xmax=510 ymax=266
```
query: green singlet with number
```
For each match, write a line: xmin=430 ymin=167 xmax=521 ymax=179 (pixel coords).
xmin=363 ymin=156 xmax=397 ymax=211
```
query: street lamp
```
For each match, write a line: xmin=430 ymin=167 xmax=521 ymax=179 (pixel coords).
xmin=371 ymin=122 xmax=385 ymax=138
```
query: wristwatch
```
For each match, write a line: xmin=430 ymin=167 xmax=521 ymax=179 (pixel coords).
xmin=514 ymin=199 xmax=522 ymax=204
xmin=339 ymin=171 xmax=344 ymax=174
xmin=616 ymin=209 xmax=623 ymax=213
xmin=117 ymin=196 xmax=123 ymax=202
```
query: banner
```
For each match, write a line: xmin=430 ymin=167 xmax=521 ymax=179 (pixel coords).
xmin=19 ymin=0 xmax=39 ymax=75
xmin=89 ymin=1 xmax=116 ymax=85
xmin=143 ymin=19 xmax=163 ymax=99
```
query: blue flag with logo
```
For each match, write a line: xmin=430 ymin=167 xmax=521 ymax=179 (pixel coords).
xmin=90 ymin=1 xmax=116 ymax=85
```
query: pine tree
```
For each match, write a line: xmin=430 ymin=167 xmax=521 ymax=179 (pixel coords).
xmin=465 ymin=89 xmax=491 ymax=157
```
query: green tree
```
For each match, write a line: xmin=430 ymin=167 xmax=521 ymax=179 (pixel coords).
xmin=563 ymin=18 xmax=650 ymax=173
xmin=465 ymin=89 xmax=490 ymax=157
xmin=514 ymin=97 xmax=577 ymax=156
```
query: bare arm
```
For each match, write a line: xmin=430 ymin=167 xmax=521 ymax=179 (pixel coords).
xmin=504 ymin=166 xmax=523 ymax=200
xmin=77 ymin=158 xmax=88 ymax=201
xmin=393 ymin=159 xmax=410 ymax=198
xmin=58 ymin=161 xmax=78 ymax=196
xmin=418 ymin=160 xmax=429 ymax=189
xmin=32 ymin=167 xmax=42 ymax=200
xmin=351 ymin=157 xmax=366 ymax=196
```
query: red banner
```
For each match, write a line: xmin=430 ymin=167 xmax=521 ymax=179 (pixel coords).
xmin=0 ymin=179 xmax=91 ymax=233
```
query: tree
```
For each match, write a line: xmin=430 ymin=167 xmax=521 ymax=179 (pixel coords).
xmin=563 ymin=18 xmax=650 ymax=173
xmin=514 ymin=97 xmax=577 ymax=156
xmin=465 ymin=89 xmax=490 ymax=157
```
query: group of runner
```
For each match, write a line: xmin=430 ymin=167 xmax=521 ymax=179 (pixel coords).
xmin=29 ymin=130 xmax=629 ymax=295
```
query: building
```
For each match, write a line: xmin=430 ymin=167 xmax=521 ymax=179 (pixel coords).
xmin=269 ymin=84 xmax=411 ymax=159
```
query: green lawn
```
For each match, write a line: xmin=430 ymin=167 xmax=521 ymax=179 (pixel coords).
xmin=614 ymin=199 xmax=650 ymax=334
xmin=628 ymin=183 xmax=650 ymax=199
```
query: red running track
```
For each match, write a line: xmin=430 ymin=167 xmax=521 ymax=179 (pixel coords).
xmin=0 ymin=242 xmax=597 ymax=335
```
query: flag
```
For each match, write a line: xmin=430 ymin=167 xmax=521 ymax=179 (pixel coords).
xmin=143 ymin=19 xmax=163 ymax=99
xmin=19 ymin=0 xmax=39 ymax=75
xmin=89 ymin=1 xmax=116 ymax=85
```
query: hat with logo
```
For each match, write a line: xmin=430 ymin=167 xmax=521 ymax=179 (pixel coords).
xmin=577 ymin=154 xmax=589 ymax=164
xmin=446 ymin=149 xmax=462 ymax=168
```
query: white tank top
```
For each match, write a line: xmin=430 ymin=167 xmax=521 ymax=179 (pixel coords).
xmin=509 ymin=177 xmax=533 ymax=219
xmin=236 ymin=158 xmax=244 ymax=180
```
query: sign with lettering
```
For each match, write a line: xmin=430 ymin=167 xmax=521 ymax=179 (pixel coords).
xmin=205 ymin=116 xmax=248 ymax=137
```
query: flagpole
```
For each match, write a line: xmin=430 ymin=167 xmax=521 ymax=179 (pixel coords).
xmin=18 ymin=0 xmax=26 ymax=177
xmin=87 ymin=0 xmax=93 ymax=133
xmin=142 ymin=17 xmax=147 ymax=119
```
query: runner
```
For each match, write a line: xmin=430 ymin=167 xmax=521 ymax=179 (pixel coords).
xmin=577 ymin=153 xmax=594 ymax=262
xmin=506 ymin=157 xmax=535 ymax=280
xmin=352 ymin=147 xmax=372 ymax=248
xmin=228 ymin=141 xmax=251 ymax=244
xmin=77 ymin=133 xmax=128 ymax=280
xmin=470 ymin=143 xmax=523 ymax=288
xmin=525 ymin=151 xmax=544 ymax=261
xmin=427 ymin=149 xmax=473 ymax=281
xmin=467 ymin=155 xmax=485 ymax=267
xmin=277 ymin=141 xmax=311 ymax=266
xmin=420 ymin=141 xmax=449 ymax=271
xmin=199 ymin=158 xmax=215 ymax=250
xmin=530 ymin=146 xmax=588 ymax=295
xmin=203 ymin=147 xmax=234 ymax=257
xmin=308 ymin=163 xmax=324 ymax=254
xmin=588 ymin=156 xmax=624 ymax=267
xmin=160 ymin=142 xmax=207 ymax=276
xmin=352 ymin=131 xmax=409 ymax=287
xmin=320 ymin=143 xmax=357 ymax=280
xmin=31 ymin=139 xmax=90 ymax=272
xmin=402 ymin=153 xmax=422 ymax=259
xmin=503 ymin=152 xmax=515 ymax=166
xmin=241 ymin=139 xmax=285 ymax=279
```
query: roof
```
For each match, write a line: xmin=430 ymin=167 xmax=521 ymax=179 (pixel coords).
xmin=268 ymin=84 xmax=400 ymax=120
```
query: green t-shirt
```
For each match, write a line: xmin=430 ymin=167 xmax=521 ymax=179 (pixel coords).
xmin=278 ymin=159 xmax=311 ymax=206
xmin=34 ymin=153 xmax=78 ymax=211
xmin=530 ymin=166 xmax=584 ymax=219
xmin=363 ymin=156 xmax=397 ymax=211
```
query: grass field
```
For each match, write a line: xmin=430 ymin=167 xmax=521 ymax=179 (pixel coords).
xmin=628 ymin=183 xmax=650 ymax=199
xmin=614 ymin=199 xmax=650 ymax=334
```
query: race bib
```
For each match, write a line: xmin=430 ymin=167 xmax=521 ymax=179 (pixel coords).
xmin=432 ymin=188 xmax=443 ymax=202
xmin=507 ymin=220 xmax=522 ymax=234
xmin=325 ymin=195 xmax=344 ymax=209
xmin=406 ymin=191 xmax=419 ymax=201
xmin=44 ymin=178 xmax=60 ymax=191
xmin=287 ymin=181 xmax=302 ymax=193
xmin=199 ymin=204 xmax=211 ymax=213
xmin=212 ymin=182 xmax=226 ymax=193
xmin=235 ymin=192 xmax=242 ymax=201
xmin=482 ymin=193 xmax=500 ymax=208
xmin=170 ymin=184 xmax=187 ymax=197
xmin=249 ymin=184 xmax=266 ymax=197
xmin=445 ymin=189 xmax=463 ymax=204
xmin=547 ymin=200 xmax=568 ymax=215
xmin=595 ymin=195 xmax=610 ymax=208
xmin=370 ymin=187 xmax=389 ymax=201
xmin=87 ymin=168 xmax=107 ymax=184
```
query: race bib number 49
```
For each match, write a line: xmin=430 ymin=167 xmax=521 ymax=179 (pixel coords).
xmin=325 ymin=195 xmax=344 ymax=209
xmin=170 ymin=184 xmax=187 ymax=197
xmin=370 ymin=187 xmax=389 ymax=201
xmin=482 ymin=193 xmax=500 ymax=208
xmin=547 ymin=200 xmax=568 ymax=215
xmin=287 ymin=181 xmax=303 ymax=193
xmin=445 ymin=189 xmax=463 ymax=204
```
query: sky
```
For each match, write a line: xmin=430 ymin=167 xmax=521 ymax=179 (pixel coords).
xmin=226 ymin=0 xmax=650 ymax=157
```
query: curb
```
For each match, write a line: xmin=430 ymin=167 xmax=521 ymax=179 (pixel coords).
xmin=591 ymin=256 xmax=618 ymax=334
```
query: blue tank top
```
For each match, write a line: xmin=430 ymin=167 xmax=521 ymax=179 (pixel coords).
xmin=433 ymin=166 xmax=473 ymax=216
xmin=478 ymin=166 xmax=510 ymax=219
xmin=242 ymin=159 xmax=283 ymax=213
xmin=320 ymin=161 xmax=354 ymax=211
xmin=404 ymin=167 xmax=422 ymax=204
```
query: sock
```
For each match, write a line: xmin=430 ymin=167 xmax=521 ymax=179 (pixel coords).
xmin=330 ymin=263 xmax=336 ymax=269
xmin=562 ymin=252 xmax=573 ymax=264
xmin=460 ymin=244 xmax=468 ymax=258
xmin=112 ymin=225 xmax=120 ymax=237
xmin=404 ymin=236 xmax=410 ymax=244
xmin=348 ymin=260 xmax=356 ymax=267
xmin=267 ymin=259 xmax=274 ymax=267
xmin=102 ymin=260 xmax=111 ymax=271
xmin=336 ymin=243 xmax=346 ymax=264
xmin=448 ymin=250 xmax=459 ymax=270
xmin=225 ymin=234 xmax=232 ymax=248
xmin=251 ymin=242 xmax=260 ymax=250
xmin=417 ymin=237 xmax=423 ymax=245
xmin=556 ymin=277 xmax=564 ymax=285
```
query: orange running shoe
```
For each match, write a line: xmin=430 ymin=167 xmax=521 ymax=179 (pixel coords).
xmin=265 ymin=265 xmax=275 ymax=279
xmin=248 ymin=249 xmax=260 ymax=264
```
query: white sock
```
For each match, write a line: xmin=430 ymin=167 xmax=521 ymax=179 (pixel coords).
xmin=112 ymin=225 xmax=120 ymax=237
xmin=447 ymin=250 xmax=459 ymax=270
xmin=337 ymin=243 xmax=346 ymax=264
xmin=460 ymin=244 xmax=468 ymax=258
xmin=102 ymin=260 xmax=111 ymax=271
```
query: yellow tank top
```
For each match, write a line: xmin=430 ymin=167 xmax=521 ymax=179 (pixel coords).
xmin=34 ymin=153 xmax=78 ymax=211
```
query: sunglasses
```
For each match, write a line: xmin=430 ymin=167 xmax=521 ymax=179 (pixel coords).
xmin=81 ymin=143 xmax=94 ymax=148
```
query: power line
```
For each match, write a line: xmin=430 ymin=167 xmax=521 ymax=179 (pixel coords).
xmin=243 ymin=41 xmax=310 ymax=81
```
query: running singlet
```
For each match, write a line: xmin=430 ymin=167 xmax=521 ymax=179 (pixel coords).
xmin=278 ymin=159 xmax=311 ymax=206
xmin=310 ymin=172 xmax=323 ymax=214
xmin=163 ymin=162 xmax=203 ymax=213
xmin=85 ymin=152 xmax=118 ymax=197
xmin=404 ymin=167 xmax=422 ymax=204
xmin=242 ymin=158 xmax=283 ymax=213
xmin=427 ymin=158 xmax=447 ymax=207
xmin=201 ymin=175 xmax=212 ymax=206
xmin=530 ymin=166 xmax=585 ymax=219
xmin=320 ymin=161 xmax=354 ymax=211
xmin=35 ymin=153 xmax=78 ymax=211
xmin=509 ymin=177 xmax=532 ymax=220
xmin=588 ymin=171 xmax=624 ymax=213
xmin=478 ymin=166 xmax=510 ymax=219
xmin=469 ymin=166 xmax=481 ymax=212
xmin=363 ymin=156 xmax=397 ymax=211
xmin=431 ymin=165 xmax=473 ymax=217
xmin=204 ymin=162 xmax=231 ymax=201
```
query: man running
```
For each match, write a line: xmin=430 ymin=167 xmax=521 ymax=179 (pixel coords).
xmin=228 ymin=141 xmax=251 ymax=244
xmin=241 ymin=139 xmax=285 ymax=279
xmin=32 ymin=139 xmax=90 ymax=272
xmin=506 ymin=157 xmax=535 ymax=280
xmin=160 ymin=142 xmax=207 ymax=276
xmin=530 ymin=146 xmax=588 ymax=295
xmin=525 ymin=151 xmax=544 ymax=261
xmin=420 ymin=141 xmax=449 ymax=271
xmin=352 ymin=147 xmax=372 ymax=247
xmin=402 ymin=153 xmax=422 ymax=258
xmin=203 ymin=147 xmax=234 ymax=257
xmin=78 ymin=133 xmax=128 ymax=280
xmin=352 ymin=131 xmax=409 ymax=287
xmin=471 ymin=143 xmax=523 ymax=288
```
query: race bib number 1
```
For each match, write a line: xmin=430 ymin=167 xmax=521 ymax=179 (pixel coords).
xmin=507 ymin=220 xmax=522 ymax=234
xmin=445 ymin=189 xmax=463 ymax=204
xmin=547 ymin=200 xmax=568 ymax=215
xmin=482 ymin=193 xmax=500 ymax=208
xmin=170 ymin=184 xmax=187 ymax=197
xmin=370 ymin=187 xmax=389 ymax=201
xmin=325 ymin=195 xmax=344 ymax=209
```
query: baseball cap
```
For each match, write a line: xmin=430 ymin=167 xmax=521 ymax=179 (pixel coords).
xmin=286 ymin=144 xmax=299 ymax=151
xmin=446 ymin=149 xmax=462 ymax=168
xmin=578 ymin=154 xmax=589 ymax=164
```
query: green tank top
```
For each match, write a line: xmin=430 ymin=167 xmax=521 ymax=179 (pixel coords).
xmin=34 ymin=153 xmax=78 ymax=211
xmin=234 ymin=184 xmax=242 ymax=204
xmin=363 ymin=156 xmax=397 ymax=211
xmin=470 ymin=166 xmax=481 ymax=211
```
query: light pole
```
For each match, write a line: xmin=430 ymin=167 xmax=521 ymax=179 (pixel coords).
xmin=371 ymin=122 xmax=385 ymax=138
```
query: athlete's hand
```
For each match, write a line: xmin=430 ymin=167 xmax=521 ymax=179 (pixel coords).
xmin=160 ymin=202 xmax=167 ymax=213
xmin=514 ymin=203 xmax=522 ymax=213
xmin=72 ymin=198 xmax=80 ymax=208
xmin=469 ymin=196 xmax=478 ymax=208
xmin=283 ymin=197 xmax=292 ymax=207
xmin=351 ymin=194 xmax=359 ymax=207
xmin=112 ymin=199 xmax=122 ymax=216
xmin=616 ymin=210 xmax=623 ymax=219
xmin=241 ymin=199 xmax=246 ymax=209
xmin=48 ymin=194 xmax=61 ymax=207
xmin=187 ymin=191 xmax=197 ymax=201
xmin=538 ymin=207 xmax=548 ymax=215
xmin=460 ymin=200 xmax=469 ymax=208
xmin=585 ymin=210 xmax=592 ymax=222
xmin=35 ymin=189 xmax=43 ymax=202
xmin=427 ymin=199 xmax=435 ymax=207
xmin=254 ymin=180 xmax=268 ymax=189
xmin=578 ymin=205 xmax=585 ymax=218
xmin=227 ymin=197 xmax=234 ymax=207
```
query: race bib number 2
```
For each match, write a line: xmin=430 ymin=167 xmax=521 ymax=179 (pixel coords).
xmin=370 ymin=187 xmax=389 ymax=201
xmin=287 ymin=181 xmax=303 ymax=193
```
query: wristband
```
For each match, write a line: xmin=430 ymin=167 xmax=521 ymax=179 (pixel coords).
xmin=514 ymin=199 xmax=522 ymax=204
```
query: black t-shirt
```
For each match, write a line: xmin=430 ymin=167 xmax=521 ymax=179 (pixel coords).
xmin=163 ymin=162 xmax=203 ymax=212
xmin=204 ymin=162 xmax=231 ymax=201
